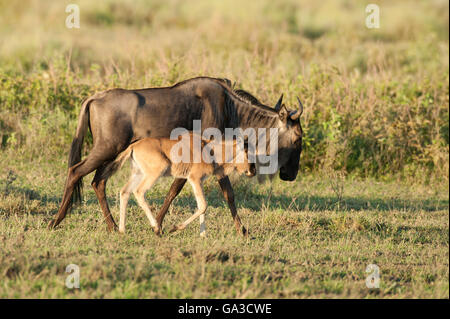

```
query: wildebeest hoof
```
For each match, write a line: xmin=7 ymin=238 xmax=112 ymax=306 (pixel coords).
xmin=107 ymin=225 xmax=119 ymax=232
xmin=47 ymin=220 xmax=56 ymax=230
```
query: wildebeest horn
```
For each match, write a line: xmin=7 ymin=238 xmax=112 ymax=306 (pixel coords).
xmin=290 ymin=97 xmax=304 ymax=120
xmin=274 ymin=94 xmax=284 ymax=112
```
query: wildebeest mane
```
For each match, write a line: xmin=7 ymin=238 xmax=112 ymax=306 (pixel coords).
xmin=212 ymin=80 xmax=276 ymax=113
xmin=233 ymin=89 xmax=266 ymax=108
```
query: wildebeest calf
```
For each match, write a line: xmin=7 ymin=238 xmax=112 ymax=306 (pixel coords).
xmin=107 ymin=132 xmax=256 ymax=236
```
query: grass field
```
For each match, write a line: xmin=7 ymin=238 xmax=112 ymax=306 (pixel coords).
xmin=0 ymin=0 xmax=449 ymax=298
xmin=0 ymin=163 xmax=448 ymax=298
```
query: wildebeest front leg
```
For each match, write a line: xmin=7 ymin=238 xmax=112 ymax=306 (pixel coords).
xmin=91 ymin=166 xmax=118 ymax=232
xmin=155 ymin=178 xmax=187 ymax=235
xmin=218 ymin=176 xmax=248 ymax=237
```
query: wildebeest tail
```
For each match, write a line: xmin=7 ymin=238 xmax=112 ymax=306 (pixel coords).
xmin=67 ymin=96 xmax=95 ymax=206
xmin=99 ymin=145 xmax=134 ymax=181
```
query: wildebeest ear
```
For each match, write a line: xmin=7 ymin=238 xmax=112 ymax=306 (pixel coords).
xmin=278 ymin=104 xmax=288 ymax=122
xmin=274 ymin=94 xmax=283 ymax=111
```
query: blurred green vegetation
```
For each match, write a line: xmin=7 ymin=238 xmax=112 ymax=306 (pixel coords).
xmin=0 ymin=0 xmax=448 ymax=299
xmin=0 ymin=0 xmax=448 ymax=182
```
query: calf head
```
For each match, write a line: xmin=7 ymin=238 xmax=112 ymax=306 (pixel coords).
xmin=233 ymin=139 xmax=257 ymax=177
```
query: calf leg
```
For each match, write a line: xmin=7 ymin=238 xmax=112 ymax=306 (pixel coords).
xmin=155 ymin=178 xmax=187 ymax=234
xmin=218 ymin=176 xmax=248 ymax=237
xmin=170 ymin=179 xmax=207 ymax=235
xmin=91 ymin=165 xmax=118 ymax=232
xmin=199 ymin=213 xmax=206 ymax=237
xmin=118 ymin=165 xmax=143 ymax=233
xmin=133 ymin=172 xmax=164 ymax=233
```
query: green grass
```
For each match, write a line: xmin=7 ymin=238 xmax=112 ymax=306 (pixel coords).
xmin=0 ymin=0 xmax=448 ymax=298
xmin=0 ymin=0 xmax=448 ymax=180
xmin=0 ymin=162 xmax=448 ymax=298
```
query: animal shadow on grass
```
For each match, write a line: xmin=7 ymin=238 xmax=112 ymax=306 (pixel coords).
xmin=82 ymin=183 xmax=448 ymax=214
xmin=6 ymin=185 xmax=450 ymax=215
xmin=1 ymin=173 xmax=447 ymax=218
xmin=91 ymin=187 xmax=448 ymax=242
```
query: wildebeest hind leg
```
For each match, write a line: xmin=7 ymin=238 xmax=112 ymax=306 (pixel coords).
xmin=91 ymin=165 xmax=118 ymax=232
xmin=49 ymin=156 xmax=102 ymax=229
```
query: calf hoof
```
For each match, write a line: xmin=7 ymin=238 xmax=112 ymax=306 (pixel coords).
xmin=153 ymin=227 xmax=162 ymax=237
xmin=169 ymin=225 xmax=181 ymax=234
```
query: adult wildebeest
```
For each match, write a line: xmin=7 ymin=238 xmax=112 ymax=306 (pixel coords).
xmin=48 ymin=77 xmax=303 ymax=236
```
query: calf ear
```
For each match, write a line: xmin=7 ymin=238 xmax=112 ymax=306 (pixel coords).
xmin=278 ymin=104 xmax=288 ymax=122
